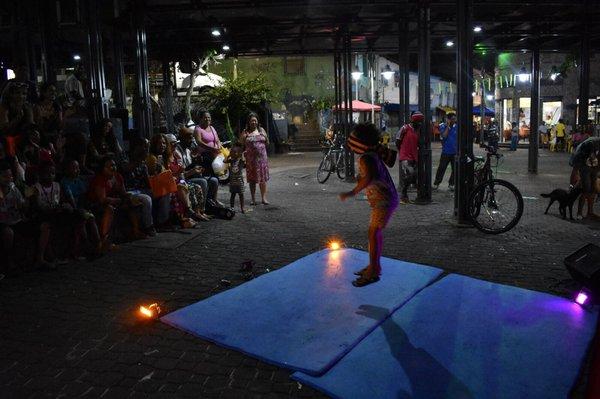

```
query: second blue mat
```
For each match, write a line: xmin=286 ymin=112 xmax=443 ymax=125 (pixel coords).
xmin=161 ymin=248 xmax=442 ymax=375
xmin=293 ymin=274 xmax=599 ymax=398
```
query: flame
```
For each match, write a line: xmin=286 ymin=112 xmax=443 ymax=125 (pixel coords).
xmin=329 ymin=241 xmax=341 ymax=250
xmin=139 ymin=303 xmax=159 ymax=318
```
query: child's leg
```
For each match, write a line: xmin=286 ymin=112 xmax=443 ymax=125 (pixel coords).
xmin=239 ymin=193 xmax=245 ymax=212
xmin=86 ymin=216 xmax=101 ymax=253
xmin=368 ymin=225 xmax=383 ymax=276
xmin=230 ymin=192 xmax=236 ymax=208
xmin=73 ymin=221 xmax=86 ymax=257
xmin=100 ymin=205 xmax=114 ymax=238
xmin=249 ymin=182 xmax=257 ymax=204
xmin=37 ymin=222 xmax=52 ymax=266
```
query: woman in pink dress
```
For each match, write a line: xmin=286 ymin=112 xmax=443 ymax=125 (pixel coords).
xmin=240 ymin=113 xmax=269 ymax=205
xmin=193 ymin=111 xmax=222 ymax=156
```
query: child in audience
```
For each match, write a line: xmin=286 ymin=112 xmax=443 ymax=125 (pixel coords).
xmin=0 ymin=161 xmax=53 ymax=272
xmin=224 ymin=143 xmax=246 ymax=213
xmin=34 ymin=161 xmax=100 ymax=259
xmin=60 ymin=159 xmax=102 ymax=257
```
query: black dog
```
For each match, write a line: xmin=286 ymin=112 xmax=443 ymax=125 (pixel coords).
xmin=541 ymin=187 xmax=582 ymax=220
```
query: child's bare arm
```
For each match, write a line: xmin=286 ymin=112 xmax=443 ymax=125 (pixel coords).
xmin=339 ymin=157 xmax=372 ymax=201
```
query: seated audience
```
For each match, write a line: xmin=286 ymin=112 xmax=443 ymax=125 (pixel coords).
xmin=87 ymin=156 xmax=144 ymax=250
xmin=0 ymin=160 xmax=53 ymax=272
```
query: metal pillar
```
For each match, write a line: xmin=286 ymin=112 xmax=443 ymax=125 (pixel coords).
xmin=398 ymin=23 xmax=410 ymax=126
xmin=528 ymin=48 xmax=540 ymax=174
xmin=479 ymin=75 xmax=485 ymax=144
xmin=578 ymin=24 xmax=590 ymax=126
xmin=39 ymin=1 xmax=56 ymax=83
xmin=416 ymin=4 xmax=432 ymax=204
xmin=162 ymin=61 xmax=175 ymax=134
xmin=369 ymin=53 xmax=375 ymax=122
xmin=343 ymin=32 xmax=355 ymax=181
xmin=334 ymin=49 xmax=341 ymax=127
xmin=455 ymin=0 xmax=474 ymax=223
xmin=86 ymin=0 xmax=109 ymax=123
xmin=20 ymin=0 xmax=37 ymax=83
xmin=134 ymin=5 xmax=153 ymax=138
xmin=112 ymin=31 xmax=127 ymax=109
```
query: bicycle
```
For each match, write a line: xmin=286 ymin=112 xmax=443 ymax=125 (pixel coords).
xmin=468 ymin=144 xmax=523 ymax=234
xmin=316 ymin=131 xmax=346 ymax=183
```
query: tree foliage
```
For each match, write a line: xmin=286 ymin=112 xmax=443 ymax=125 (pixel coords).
xmin=199 ymin=73 xmax=274 ymax=141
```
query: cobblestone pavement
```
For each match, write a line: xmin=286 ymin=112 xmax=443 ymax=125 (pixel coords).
xmin=1 ymin=143 xmax=599 ymax=398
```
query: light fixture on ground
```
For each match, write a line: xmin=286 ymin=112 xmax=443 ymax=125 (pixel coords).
xmin=222 ymin=44 xmax=230 ymax=51
xmin=575 ymin=290 xmax=589 ymax=306
xmin=518 ymin=65 xmax=530 ymax=82
xmin=329 ymin=241 xmax=341 ymax=250
xmin=473 ymin=26 xmax=482 ymax=32
xmin=73 ymin=54 xmax=81 ymax=61
xmin=381 ymin=64 xmax=394 ymax=80
xmin=445 ymin=40 xmax=454 ymax=47
xmin=139 ymin=303 xmax=161 ymax=319
xmin=211 ymin=29 xmax=221 ymax=37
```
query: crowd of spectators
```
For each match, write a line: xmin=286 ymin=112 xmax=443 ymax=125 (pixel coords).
xmin=0 ymin=77 xmax=271 ymax=278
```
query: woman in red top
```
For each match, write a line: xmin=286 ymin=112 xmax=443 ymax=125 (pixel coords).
xmin=88 ymin=156 xmax=142 ymax=250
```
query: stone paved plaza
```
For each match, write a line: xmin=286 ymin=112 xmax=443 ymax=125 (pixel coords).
xmin=1 ymin=143 xmax=598 ymax=398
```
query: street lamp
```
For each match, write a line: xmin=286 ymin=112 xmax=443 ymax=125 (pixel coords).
xmin=473 ymin=26 xmax=482 ymax=33
xmin=445 ymin=40 xmax=454 ymax=47
xmin=211 ymin=29 xmax=221 ymax=37
xmin=381 ymin=64 xmax=394 ymax=81
xmin=222 ymin=44 xmax=230 ymax=51
xmin=518 ymin=65 xmax=530 ymax=82
xmin=351 ymin=68 xmax=362 ymax=100
xmin=550 ymin=65 xmax=560 ymax=81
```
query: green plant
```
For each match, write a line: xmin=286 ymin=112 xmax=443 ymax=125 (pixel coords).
xmin=199 ymin=73 xmax=274 ymax=141
xmin=311 ymin=96 xmax=334 ymax=111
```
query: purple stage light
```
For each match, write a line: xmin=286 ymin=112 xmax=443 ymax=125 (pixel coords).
xmin=575 ymin=291 xmax=589 ymax=306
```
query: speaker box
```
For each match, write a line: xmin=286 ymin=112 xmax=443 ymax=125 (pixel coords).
xmin=564 ymin=243 xmax=600 ymax=293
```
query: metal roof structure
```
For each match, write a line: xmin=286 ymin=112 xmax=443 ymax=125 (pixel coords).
xmin=136 ymin=0 xmax=600 ymax=58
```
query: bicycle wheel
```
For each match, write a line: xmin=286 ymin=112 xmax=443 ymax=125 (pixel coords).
xmin=317 ymin=154 xmax=333 ymax=183
xmin=336 ymin=151 xmax=346 ymax=180
xmin=468 ymin=179 xmax=523 ymax=234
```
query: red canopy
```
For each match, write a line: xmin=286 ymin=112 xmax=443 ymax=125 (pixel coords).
xmin=332 ymin=100 xmax=381 ymax=112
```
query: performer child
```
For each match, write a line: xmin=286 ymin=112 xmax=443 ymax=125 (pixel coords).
xmin=339 ymin=123 xmax=398 ymax=287
xmin=225 ymin=143 xmax=246 ymax=213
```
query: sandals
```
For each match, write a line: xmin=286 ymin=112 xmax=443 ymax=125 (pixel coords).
xmin=352 ymin=274 xmax=380 ymax=287
xmin=354 ymin=266 xmax=369 ymax=276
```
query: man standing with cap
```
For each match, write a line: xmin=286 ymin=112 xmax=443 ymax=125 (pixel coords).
xmin=433 ymin=112 xmax=457 ymax=191
xmin=396 ymin=111 xmax=423 ymax=204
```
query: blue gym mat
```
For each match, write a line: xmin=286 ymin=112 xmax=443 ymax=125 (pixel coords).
xmin=161 ymin=248 xmax=442 ymax=375
xmin=293 ymin=274 xmax=599 ymax=399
